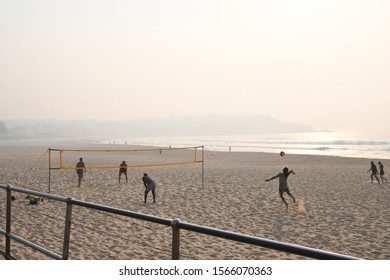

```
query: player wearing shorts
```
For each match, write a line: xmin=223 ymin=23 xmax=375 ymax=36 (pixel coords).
xmin=119 ymin=161 xmax=128 ymax=183
xmin=265 ymin=167 xmax=296 ymax=210
xmin=76 ymin=158 xmax=86 ymax=187
xmin=378 ymin=161 xmax=387 ymax=183
xmin=142 ymin=173 xmax=156 ymax=203
xmin=368 ymin=161 xmax=380 ymax=184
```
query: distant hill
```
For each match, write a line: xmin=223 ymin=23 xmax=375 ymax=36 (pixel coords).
xmin=1 ymin=115 xmax=314 ymax=139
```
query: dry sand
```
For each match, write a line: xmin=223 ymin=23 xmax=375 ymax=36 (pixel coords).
xmin=0 ymin=139 xmax=389 ymax=260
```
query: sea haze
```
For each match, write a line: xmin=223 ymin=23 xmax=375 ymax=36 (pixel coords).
xmin=0 ymin=115 xmax=314 ymax=139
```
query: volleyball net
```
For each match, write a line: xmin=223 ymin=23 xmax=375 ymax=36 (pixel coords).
xmin=49 ymin=146 xmax=204 ymax=170
xmin=47 ymin=146 xmax=204 ymax=192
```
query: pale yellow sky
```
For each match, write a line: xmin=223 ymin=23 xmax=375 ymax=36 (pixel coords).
xmin=1 ymin=0 xmax=389 ymax=137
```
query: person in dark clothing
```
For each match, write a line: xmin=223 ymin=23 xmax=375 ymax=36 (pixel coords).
xmin=76 ymin=158 xmax=86 ymax=187
xmin=265 ymin=167 xmax=296 ymax=210
xmin=367 ymin=161 xmax=380 ymax=184
xmin=119 ymin=161 xmax=128 ymax=183
xmin=378 ymin=161 xmax=387 ymax=183
xmin=142 ymin=173 xmax=156 ymax=203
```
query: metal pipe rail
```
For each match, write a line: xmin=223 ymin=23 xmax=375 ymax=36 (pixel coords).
xmin=0 ymin=184 xmax=359 ymax=260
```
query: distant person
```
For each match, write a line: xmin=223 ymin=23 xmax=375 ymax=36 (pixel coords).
xmin=76 ymin=158 xmax=86 ymax=187
xmin=265 ymin=167 xmax=296 ymax=210
xmin=367 ymin=161 xmax=380 ymax=184
xmin=378 ymin=161 xmax=388 ymax=183
xmin=119 ymin=161 xmax=128 ymax=183
xmin=142 ymin=173 xmax=156 ymax=203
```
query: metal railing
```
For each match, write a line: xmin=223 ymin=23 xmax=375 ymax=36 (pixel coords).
xmin=0 ymin=184 xmax=358 ymax=260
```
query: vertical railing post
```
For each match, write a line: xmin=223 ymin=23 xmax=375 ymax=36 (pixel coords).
xmin=5 ymin=185 xmax=12 ymax=259
xmin=62 ymin=197 xmax=73 ymax=260
xmin=171 ymin=219 xmax=181 ymax=260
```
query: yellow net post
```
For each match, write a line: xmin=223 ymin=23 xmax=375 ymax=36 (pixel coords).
xmin=48 ymin=148 xmax=62 ymax=193
xmin=48 ymin=148 xmax=51 ymax=193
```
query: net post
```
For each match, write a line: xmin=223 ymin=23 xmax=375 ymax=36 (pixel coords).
xmin=48 ymin=149 xmax=51 ymax=194
xmin=194 ymin=146 xmax=197 ymax=162
xmin=59 ymin=150 xmax=64 ymax=169
xmin=202 ymin=146 xmax=204 ymax=188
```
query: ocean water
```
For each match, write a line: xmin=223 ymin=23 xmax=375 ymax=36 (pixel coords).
xmin=106 ymin=132 xmax=390 ymax=160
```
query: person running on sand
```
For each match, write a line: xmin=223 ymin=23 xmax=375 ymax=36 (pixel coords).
xmin=367 ymin=161 xmax=380 ymax=184
xmin=119 ymin=161 xmax=128 ymax=183
xmin=265 ymin=167 xmax=296 ymax=210
xmin=142 ymin=173 xmax=156 ymax=203
xmin=76 ymin=158 xmax=86 ymax=187
xmin=378 ymin=161 xmax=388 ymax=183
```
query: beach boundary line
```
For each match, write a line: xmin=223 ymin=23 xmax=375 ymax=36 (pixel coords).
xmin=0 ymin=184 xmax=358 ymax=260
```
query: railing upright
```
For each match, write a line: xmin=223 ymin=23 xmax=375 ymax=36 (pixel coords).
xmin=171 ymin=219 xmax=181 ymax=260
xmin=5 ymin=185 xmax=12 ymax=259
xmin=62 ymin=197 xmax=73 ymax=260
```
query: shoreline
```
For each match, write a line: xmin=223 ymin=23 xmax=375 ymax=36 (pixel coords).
xmin=0 ymin=134 xmax=390 ymax=160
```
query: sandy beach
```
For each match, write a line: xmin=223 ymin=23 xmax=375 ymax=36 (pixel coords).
xmin=0 ymin=139 xmax=389 ymax=260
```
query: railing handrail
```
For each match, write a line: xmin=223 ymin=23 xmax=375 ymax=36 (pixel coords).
xmin=1 ymin=184 xmax=69 ymax=202
xmin=177 ymin=222 xmax=353 ymax=260
xmin=70 ymin=198 xmax=173 ymax=226
xmin=0 ymin=184 xmax=359 ymax=260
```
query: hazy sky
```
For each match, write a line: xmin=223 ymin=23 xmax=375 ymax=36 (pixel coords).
xmin=1 ymin=0 xmax=389 ymax=137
